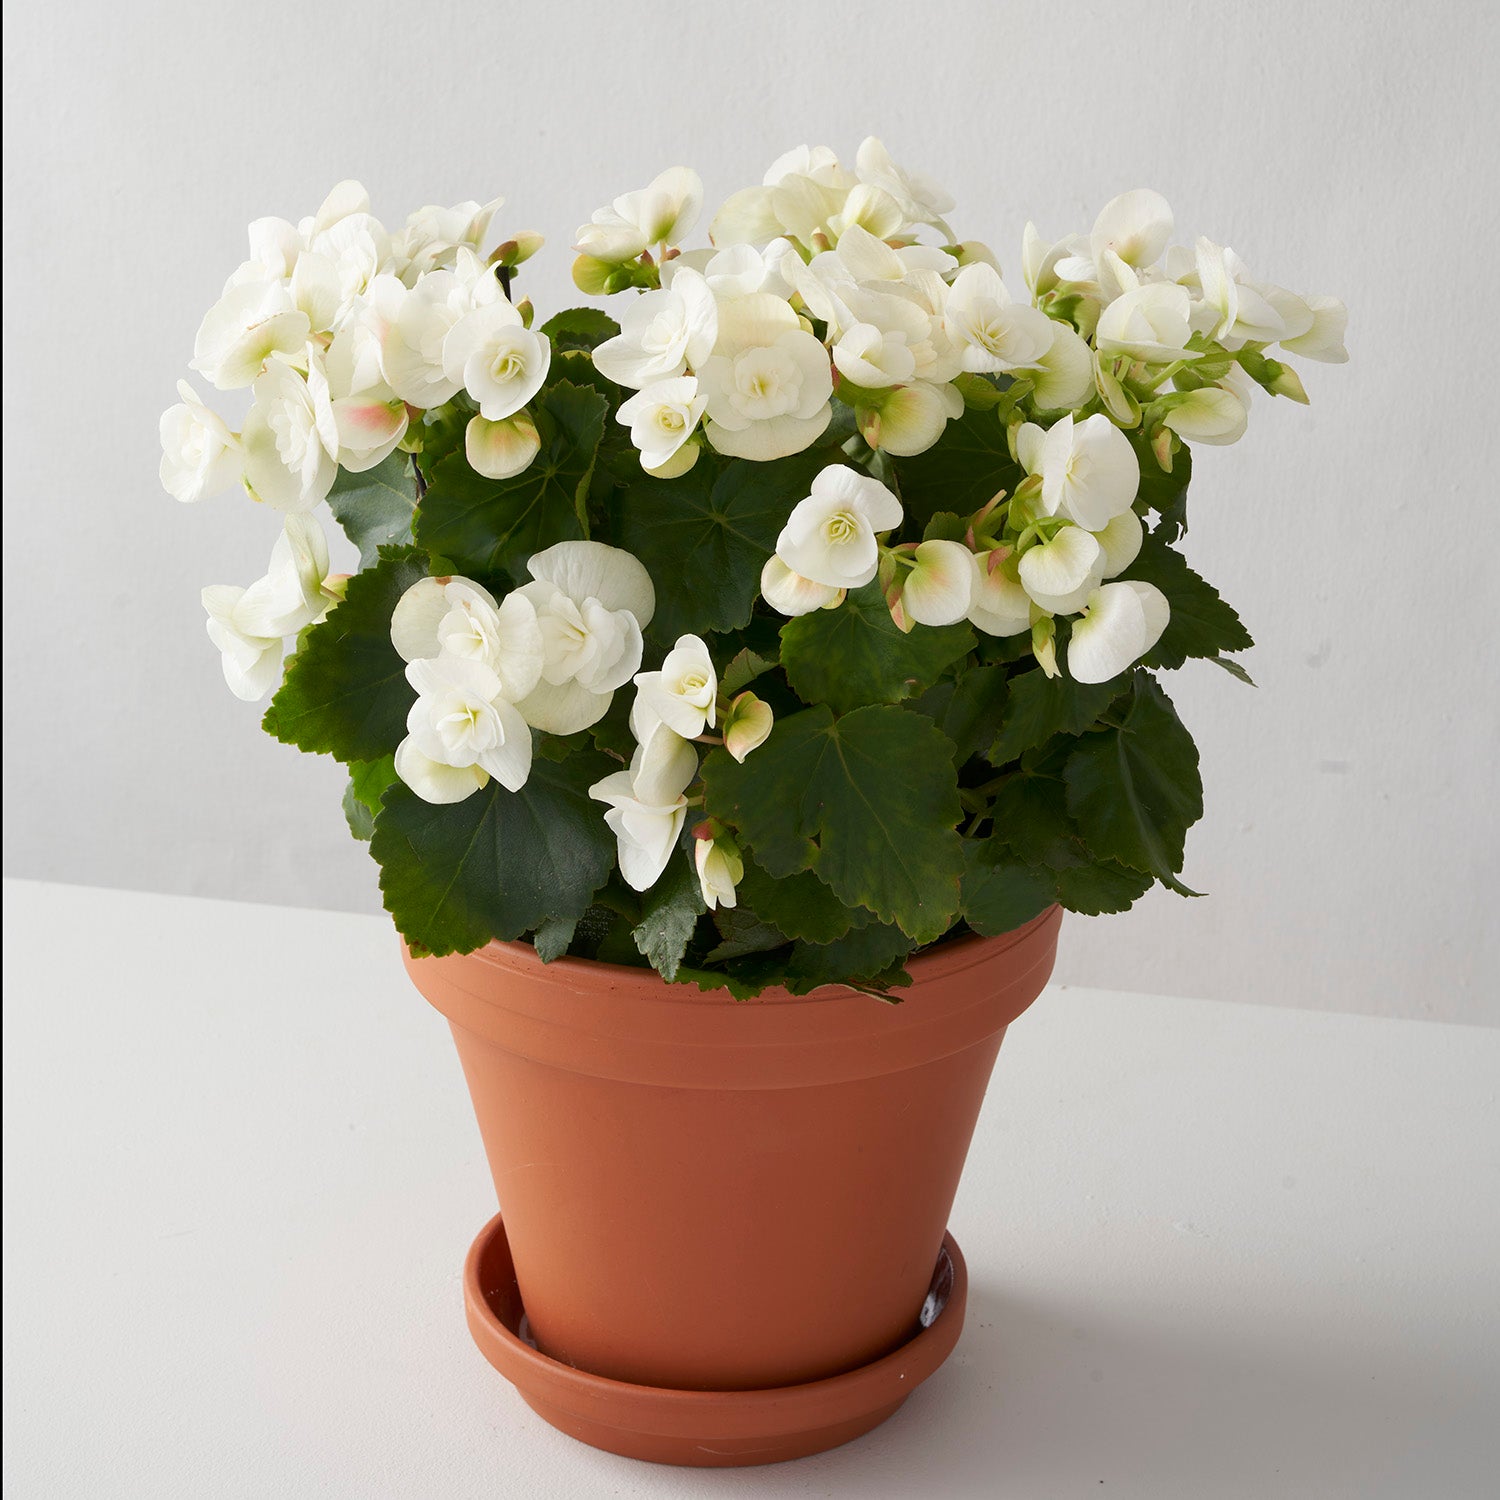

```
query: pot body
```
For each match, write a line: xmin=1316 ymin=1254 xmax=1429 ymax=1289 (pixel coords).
xmin=406 ymin=906 xmax=1060 ymax=1392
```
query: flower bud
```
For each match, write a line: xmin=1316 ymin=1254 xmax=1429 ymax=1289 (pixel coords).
xmin=571 ymin=254 xmax=615 ymax=296
xmin=694 ymin=833 xmax=744 ymax=911
xmin=1266 ymin=361 xmax=1309 ymax=404
xmin=491 ymin=231 xmax=544 ymax=269
xmin=722 ymin=692 xmax=774 ymax=763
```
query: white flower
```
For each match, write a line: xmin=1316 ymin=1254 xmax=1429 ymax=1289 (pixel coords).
xmin=945 ymin=263 xmax=1057 ymax=373
xmin=695 ymin=834 xmax=744 ymax=910
xmin=1017 ymin=526 xmax=1105 ymax=614
xmin=592 ymin=269 xmax=718 ymax=388
xmin=1021 ymin=222 xmax=1087 ymax=299
xmin=304 ymin=212 xmax=393 ymax=329
xmin=722 ymin=691 xmax=774 ymax=762
xmin=395 ymin=655 xmax=534 ymax=803
xmin=589 ymin=724 xmax=699 ymax=892
xmin=899 ymin=540 xmax=974 ymax=627
xmin=1095 ymin=282 xmax=1196 ymax=363
xmin=200 ymin=514 xmax=333 ymax=700
xmin=633 ymin=634 xmax=718 ymax=739
xmin=1028 ymin=323 xmax=1096 ymax=410
xmin=297 ymin=180 xmax=371 ymax=242
xmin=1281 ymin=296 xmax=1349 ymax=363
xmin=240 ymin=355 xmax=338 ymax=513
xmin=854 ymin=136 xmax=954 ymax=231
xmin=512 ymin=541 xmax=656 ymax=734
xmin=1018 ymin=413 xmax=1140 ymax=531
xmin=159 ymin=380 xmax=240 ymax=502
xmin=1161 ymin=385 xmax=1249 ymax=445
xmin=575 ymin=167 xmax=704 ymax=262
xmin=1067 ymin=581 xmax=1170 ymax=684
xmin=202 ymin=587 xmax=284 ymax=702
xmin=867 ymin=380 xmax=964 ymax=457
xmin=698 ymin=293 xmax=833 ymax=460
xmin=381 ymin=256 xmax=498 ymax=408
xmin=390 ymin=575 xmax=544 ymax=702
xmin=1090 ymin=189 xmax=1174 ymax=273
xmin=759 ymin=555 xmax=844 ymax=616
xmin=191 ymin=277 xmax=311 ymax=391
xmin=1190 ymin=238 xmax=1288 ymax=344
xmin=442 ymin=299 xmax=551 ymax=420
xmin=323 ymin=285 xmax=410 ymax=471
xmin=832 ymin=320 xmax=917 ymax=388
xmin=466 ymin=412 xmax=541 ymax=480
xmin=393 ymin=196 xmax=505 ymax=282
xmin=617 ymin=376 xmax=708 ymax=472
xmin=775 ymin=465 xmax=902 ymax=589
xmin=1094 ymin=509 xmax=1144 ymax=578
xmin=968 ymin=552 xmax=1033 ymax=637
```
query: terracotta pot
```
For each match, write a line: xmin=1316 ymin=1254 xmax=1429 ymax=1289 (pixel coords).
xmin=405 ymin=904 xmax=1061 ymax=1464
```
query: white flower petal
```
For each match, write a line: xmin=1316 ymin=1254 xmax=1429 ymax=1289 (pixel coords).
xmin=527 ymin=540 xmax=656 ymax=628
xmin=1017 ymin=527 xmax=1105 ymax=614
xmin=902 ymin=540 xmax=975 ymax=626
xmin=394 ymin=741 xmax=489 ymax=803
xmin=1067 ymin=581 xmax=1170 ymax=684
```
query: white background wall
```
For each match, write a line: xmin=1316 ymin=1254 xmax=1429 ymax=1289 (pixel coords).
xmin=3 ymin=0 xmax=1496 ymax=1024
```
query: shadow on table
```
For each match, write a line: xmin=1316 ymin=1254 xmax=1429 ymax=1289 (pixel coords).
xmin=667 ymin=1281 xmax=1488 ymax=1499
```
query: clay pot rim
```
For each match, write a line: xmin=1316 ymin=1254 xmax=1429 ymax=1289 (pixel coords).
xmin=463 ymin=1209 xmax=969 ymax=1450
xmin=448 ymin=904 xmax=1060 ymax=1008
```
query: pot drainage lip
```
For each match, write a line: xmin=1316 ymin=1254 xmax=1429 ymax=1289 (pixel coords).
xmin=460 ymin=1211 xmax=970 ymax=1468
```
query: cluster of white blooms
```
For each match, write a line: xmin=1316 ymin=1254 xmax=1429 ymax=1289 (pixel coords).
xmin=575 ymin=145 xmax=1346 ymax=683
xmin=388 ymin=541 xmax=654 ymax=802
xmin=589 ymin=631 xmax=772 ymax=907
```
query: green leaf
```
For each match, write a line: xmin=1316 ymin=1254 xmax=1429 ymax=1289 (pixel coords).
xmin=414 ymin=380 xmax=605 ymax=577
xmin=1208 ymin=654 xmax=1256 ymax=686
xmin=893 ymin=402 xmax=1024 ymax=523
xmin=925 ymin=662 xmax=1010 ymax=764
xmin=540 ymin=307 xmax=620 ymax=354
xmin=960 ymin=844 xmax=1055 ymax=937
xmin=784 ymin=921 xmax=915 ymax=994
xmin=989 ymin=668 xmax=1124 ymax=765
xmin=1132 ymin=437 xmax=1192 ymax=540
xmin=781 ymin=582 xmax=974 ymax=715
xmin=704 ymin=907 xmax=793 ymax=962
xmin=342 ymin=755 xmax=398 ymax=841
xmin=632 ymin=845 xmax=706 ymax=981
xmin=722 ymin=646 xmax=779 ymax=696
xmin=371 ymin=753 xmax=617 ymax=956
xmin=1054 ymin=859 xmax=1154 ymax=914
xmin=736 ymin=860 xmax=866 ymax=945
xmin=616 ymin=451 xmax=827 ymax=642
xmin=326 ymin=453 xmax=418 ymax=569
xmin=1124 ymin=532 xmax=1253 ymax=670
xmin=262 ymin=546 xmax=427 ymax=762
xmin=1063 ymin=673 xmax=1203 ymax=891
xmin=702 ymin=705 xmax=965 ymax=944
xmin=987 ymin=775 xmax=1082 ymax=867
xmin=533 ymin=913 xmax=580 ymax=962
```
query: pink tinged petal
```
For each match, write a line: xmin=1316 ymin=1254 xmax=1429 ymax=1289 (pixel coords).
xmin=723 ymin=693 xmax=774 ymax=762
xmin=902 ymin=540 xmax=975 ymax=626
xmin=873 ymin=383 xmax=952 ymax=457
xmin=967 ymin=555 xmax=1032 ymax=637
xmin=394 ymin=740 xmax=489 ymax=804
xmin=466 ymin=412 xmax=541 ymax=480
xmin=333 ymin=396 xmax=407 ymax=461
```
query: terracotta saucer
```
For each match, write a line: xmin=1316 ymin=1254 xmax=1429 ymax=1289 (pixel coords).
xmin=462 ymin=1211 xmax=969 ymax=1468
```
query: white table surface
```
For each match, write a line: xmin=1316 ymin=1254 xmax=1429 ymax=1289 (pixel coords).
xmin=3 ymin=877 xmax=1496 ymax=1499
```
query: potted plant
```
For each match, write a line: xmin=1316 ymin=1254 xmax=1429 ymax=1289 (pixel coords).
xmin=161 ymin=139 xmax=1346 ymax=1467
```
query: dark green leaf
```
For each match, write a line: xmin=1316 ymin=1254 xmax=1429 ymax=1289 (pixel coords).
xmin=703 ymin=907 xmax=793 ymax=962
xmin=533 ymin=914 xmax=580 ymax=962
xmin=632 ymin=845 xmax=706 ymax=981
xmin=987 ymin=775 xmax=1082 ymax=867
xmin=781 ymin=582 xmax=974 ymax=715
xmin=1124 ymin=532 xmax=1253 ymax=670
xmin=736 ymin=860 xmax=867 ymax=945
xmin=326 ymin=453 xmax=418 ymax=569
xmin=262 ymin=546 xmax=427 ymax=762
xmin=414 ymin=380 xmax=606 ymax=577
xmin=1063 ymin=674 xmax=1203 ymax=891
xmin=784 ymin=921 xmax=915 ymax=994
xmin=1208 ymin=654 xmax=1256 ymax=686
xmin=892 ymin=402 xmax=1024 ymax=523
xmin=540 ymin=307 xmax=620 ymax=354
xmin=702 ymin=705 xmax=965 ymax=943
xmin=722 ymin=646 xmax=779 ymax=696
xmin=617 ymin=451 xmax=827 ymax=642
xmin=989 ymin=668 xmax=1124 ymax=766
xmin=371 ymin=752 xmax=617 ymax=956
xmin=1132 ymin=439 xmax=1192 ymax=541
xmin=960 ymin=843 xmax=1055 ymax=937
xmin=930 ymin=662 xmax=1010 ymax=764
xmin=342 ymin=755 xmax=398 ymax=841
xmin=1054 ymin=859 xmax=1154 ymax=914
